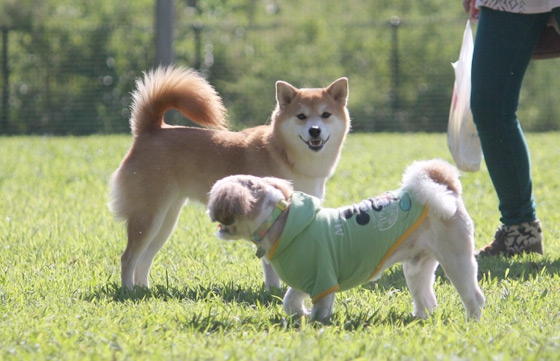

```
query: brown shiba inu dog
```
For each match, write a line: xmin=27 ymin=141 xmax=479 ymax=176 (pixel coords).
xmin=109 ymin=66 xmax=351 ymax=290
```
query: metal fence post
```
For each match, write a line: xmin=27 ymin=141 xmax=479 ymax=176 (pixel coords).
xmin=193 ymin=22 xmax=202 ymax=70
xmin=1 ymin=27 xmax=9 ymax=132
xmin=155 ymin=0 xmax=175 ymax=66
xmin=390 ymin=16 xmax=400 ymax=122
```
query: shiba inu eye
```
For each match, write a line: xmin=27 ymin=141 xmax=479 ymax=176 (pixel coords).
xmin=297 ymin=113 xmax=307 ymax=120
xmin=321 ymin=112 xmax=331 ymax=119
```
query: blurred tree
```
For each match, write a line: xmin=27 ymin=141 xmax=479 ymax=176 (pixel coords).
xmin=1 ymin=0 xmax=558 ymax=134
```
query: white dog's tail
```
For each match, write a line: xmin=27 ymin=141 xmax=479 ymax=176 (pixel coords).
xmin=401 ymin=159 xmax=462 ymax=219
xmin=129 ymin=66 xmax=227 ymax=137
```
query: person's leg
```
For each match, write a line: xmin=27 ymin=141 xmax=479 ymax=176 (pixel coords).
xmin=471 ymin=7 xmax=549 ymax=255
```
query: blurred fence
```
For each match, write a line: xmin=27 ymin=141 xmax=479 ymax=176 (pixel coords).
xmin=1 ymin=16 xmax=560 ymax=135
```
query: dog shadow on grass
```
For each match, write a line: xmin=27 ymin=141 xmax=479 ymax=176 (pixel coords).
xmin=81 ymin=278 xmax=422 ymax=331
xmin=475 ymin=255 xmax=560 ymax=281
xmin=82 ymin=280 xmax=285 ymax=306
xmin=85 ymin=254 xmax=560 ymax=331
xmin=81 ymin=256 xmax=558 ymax=333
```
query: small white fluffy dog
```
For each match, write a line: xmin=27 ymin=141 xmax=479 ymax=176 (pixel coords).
xmin=207 ymin=159 xmax=485 ymax=321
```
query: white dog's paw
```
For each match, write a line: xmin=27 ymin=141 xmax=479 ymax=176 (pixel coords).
xmin=284 ymin=303 xmax=310 ymax=318
xmin=311 ymin=307 xmax=333 ymax=323
xmin=412 ymin=309 xmax=430 ymax=319
xmin=283 ymin=287 xmax=310 ymax=318
xmin=310 ymin=293 xmax=335 ymax=323
xmin=412 ymin=303 xmax=437 ymax=319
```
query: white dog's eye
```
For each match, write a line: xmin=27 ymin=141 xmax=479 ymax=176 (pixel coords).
xmin=296 ymin=113 xmax=307 ymax=120
xmin=321 ymin=112 xmax=331 ymax=119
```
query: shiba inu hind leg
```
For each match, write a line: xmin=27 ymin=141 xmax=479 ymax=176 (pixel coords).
xmin=133 ymin=201 xmax=184 ymax=288
xmin=121 ymin=213 xmax=164 ymax=289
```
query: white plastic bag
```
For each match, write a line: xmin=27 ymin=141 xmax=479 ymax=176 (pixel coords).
xmin=447 ymin=20 xmax=483 ymax=172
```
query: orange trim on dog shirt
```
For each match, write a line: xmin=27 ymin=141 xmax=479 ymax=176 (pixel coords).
xmin=268 ymin=238 xmax=281 ymax=259
xmin=367 ymin=205 xmax=429 ymax=280
xmin=311 ymin=285 xmax=340 ymax=304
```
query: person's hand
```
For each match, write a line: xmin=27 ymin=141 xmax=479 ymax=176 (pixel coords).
xmin=462 ymin=0 xmax=480 ymax=22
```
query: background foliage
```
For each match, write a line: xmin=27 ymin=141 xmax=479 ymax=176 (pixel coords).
xmin=1 ymin=0 xmax=560 ymax=135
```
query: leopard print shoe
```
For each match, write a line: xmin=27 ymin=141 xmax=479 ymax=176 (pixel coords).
xmin=477 ymin=220 xmax=544 ymax=257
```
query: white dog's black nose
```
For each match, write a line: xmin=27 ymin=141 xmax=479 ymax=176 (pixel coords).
xmin=309 ymin=126 xmax=321 ymax=138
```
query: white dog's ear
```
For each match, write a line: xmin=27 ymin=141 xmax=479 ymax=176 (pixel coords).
xmin=275 ymin=81 xmax=298 ymax=110
xmin=326 ymin=77 xmax=348 ymax=106
xmin=262 ymin=177 xmax=293 ymax=199
xmin=208 ymin=182 xmax=256 ymax=226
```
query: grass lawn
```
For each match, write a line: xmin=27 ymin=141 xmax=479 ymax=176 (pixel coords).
xmin=1 ymin=132 xmax=559 ymax=360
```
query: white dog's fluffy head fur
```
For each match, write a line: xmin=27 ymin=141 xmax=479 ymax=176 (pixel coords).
xmin=208 ymin=175 xmax=293 ymax=240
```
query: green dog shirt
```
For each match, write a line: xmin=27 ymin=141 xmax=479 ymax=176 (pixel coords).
xmin=267 ymin=191 xmax=428 ymax=303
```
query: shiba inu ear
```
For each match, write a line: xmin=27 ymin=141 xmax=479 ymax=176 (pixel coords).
xmin=275 ymin=81 xmax=298 ymax=110
xmin=326 ymin=77 xmax=349 ymax=106
xmin=208 ymin=181 xmax=256 ymax=226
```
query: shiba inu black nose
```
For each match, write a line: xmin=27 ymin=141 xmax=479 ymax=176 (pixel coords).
xmin=309 ymin=126 xmax=321 ymax=138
